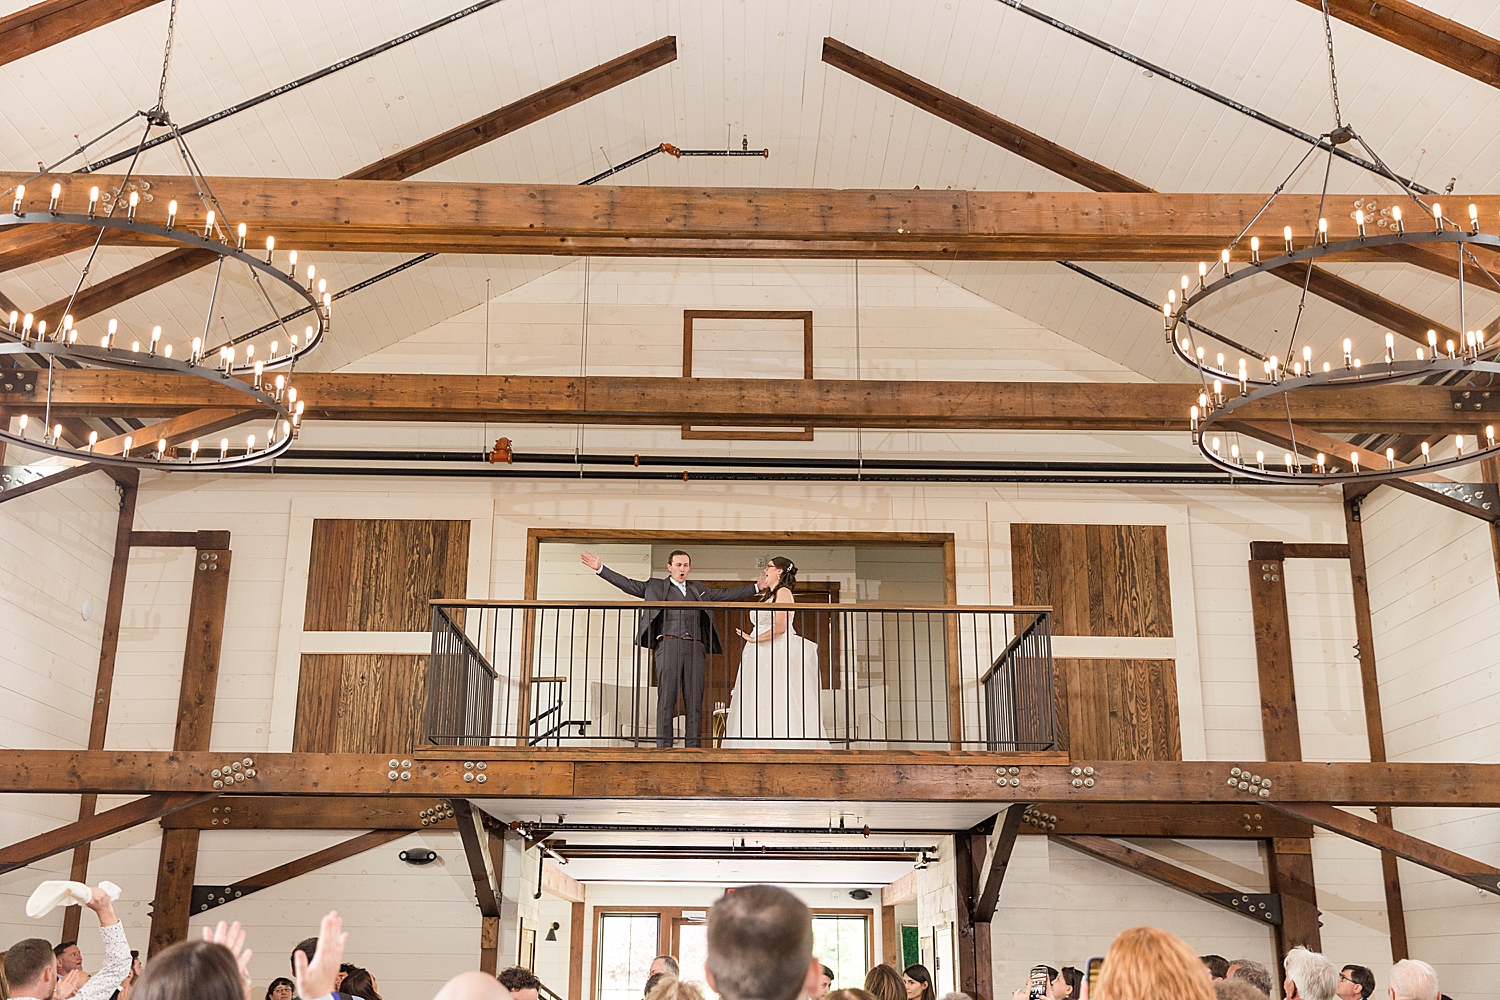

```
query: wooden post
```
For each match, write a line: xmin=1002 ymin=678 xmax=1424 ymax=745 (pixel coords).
xmin=953 ymin=830 xmax=992 ymax=1000
xmin=1342 ymin=490 xmax=1410 ymax=960
xmin=149 ymin=538 xmax=232 ymax=955
xmin=61 ymin=470 xmax=138 ymax=942
xmin=481 ymin=916 xmax=501 ymax=975
xmin=1248 ymin=543 xmax=1322 ymax=964
xmin=568 ymin=899 xmax=586 ymax=1000
xmin=882 ymin=905 xmax=899 ymax=965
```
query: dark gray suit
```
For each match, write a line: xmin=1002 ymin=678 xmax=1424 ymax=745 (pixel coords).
xmin=597 ymin=565 xmax=758 ymax=747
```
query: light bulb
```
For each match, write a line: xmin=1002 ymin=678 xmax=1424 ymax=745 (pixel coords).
xmin=317 ymin=278 xmax=327 ymax=295
xmin=1316 ymin=452 xmax=1326 ymax=472
xmin=1190 ymin=405 xmax=1199 ymax=430
xmin=1385 ymin=332 xmax=1395 ymax=362
xmin=204 ymin=210 xmax=215 ymax=237
xmin=189 ymin=439 xmax=200 ymax=462
xmin=11 ymin=184 xmax=23 ymax=214
xmin=1386 ymin=447 xmax=1395 ymax=468
xmin=1283 ymin=225 xmax=1294 ymax=251
xmin=1488 ymin=425 xmax=1496 ymax=447
xmin=52 ymin=423 xmax=62 ymax=444
xmin=5 ymin=310 xmax=14 ymax=331
xmin=1421 ymin=441 xmax=1430 ymax=462
xmin=163 ymin=344 xmax=173 ymax=358
xmin=127 ymin=190 xmax=138 ymax=220
xmin=1391 ymin=204 xmax=1403 ymax=233
xmin=1351 ymin=451 xmax=1360 ymax=472
xmin=270 ymin=340 xmax=279 ymax=357
xmin=287 ymin=249 xmax=297 ymax=277
xmin=306 ymin=264 xmax=316 ymax=288
xmin=1433 ymin=202 xmax=1444 ymax=231
xmin=1231 ymin=443 xmax=1240 ymax=460
xmin=191 ymin=336 xmax=203 ymax=363
xmin=1471 ymin=203 xmax=1480 ymax=233
xmin=107 ymin=317 xmax=117 ymax=346
xmin=1303 ymin=345 xmax=1312 ymax=364
xmin=88 ymin=186 xmax=99 ymax=216
xmin=1457 ymin=435 xmax=1466 ymax=455
xmin=236 ymin=222 xmax=247 ymax=248
xmin=1417 ymin=348 xmax=1425 ymax=360
xmin=1318 ymin=217 xmax=1328 ymax=244
xmin=1211 ymin=436 xmax=1221 ymax=454
xmin=287 ymin=386 xmax=297 ymax=405
xmin=220 ymin=438 xmax=229 ymax=459
xmin=155 ymin=437 xmax=166 ymax=459
xmin=1284 ymin=453 xmax=1295 ymax=472
xmin=246 ymin=433 xmax=256 ymax=452
xmin=17 ymin=413 xmax=28 ymax=435
xmin=1355 ymin=209 xmax=1366 ymax=236
xmin=1213 ymin=379 xmax=1223 ymax=399
xmin=1250 ymin=236 xmax=1260 ymax=262
xmin=1255 ymin=449 xmax=1265 ymax=469
xmin=121 ymin=434 xmax=132 ymax=457
xmin=130 ymin=340 xmax=139 ymax=352
xmin=48 ymin=183 xmax=60 ymax=213
xmin=167 ymin=199 xmax=178 ymax=228
xmin=1447 ymin=339 xmax=1456 ymax=358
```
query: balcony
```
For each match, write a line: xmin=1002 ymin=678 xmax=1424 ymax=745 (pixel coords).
xmin=424 ymin=600 xmax=1055 ymax=752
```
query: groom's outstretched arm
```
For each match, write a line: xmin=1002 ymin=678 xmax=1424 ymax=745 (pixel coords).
xmin=702 ymin=582 xmax=761 ymax=601
xmin=597 ymin=563 xmax=650 ymax=599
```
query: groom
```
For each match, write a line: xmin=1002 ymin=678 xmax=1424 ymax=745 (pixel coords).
xmin=581 ymin=549 xmax=761 ymax=748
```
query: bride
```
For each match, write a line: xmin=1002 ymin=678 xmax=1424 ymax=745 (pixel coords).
xmin=722 ymin=556 xmax=830 ymax=749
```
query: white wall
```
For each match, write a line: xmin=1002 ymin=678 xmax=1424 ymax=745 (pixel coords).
xmin=1362 ymin=486 xmax=1500 ymax=1000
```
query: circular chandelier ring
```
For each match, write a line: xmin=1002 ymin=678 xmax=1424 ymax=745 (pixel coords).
xmin=1195 ymin=357 xmax=1500 ymax=483
xmin=1167 ymin=227 xmax=1500 ymax=387
xmin=0 ymin=210 xmax=329 ymax=372
xmin=0 ymin=339 xmax=298 ymax=469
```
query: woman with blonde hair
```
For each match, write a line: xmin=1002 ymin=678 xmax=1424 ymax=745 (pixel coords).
xmin=865 ymin=966 xmax=907 ymax=1000
xmin=1095 ymin=927 xmax=1214 ymax=1000
xmin=645 ymin=975 xmax=706 ymax=1000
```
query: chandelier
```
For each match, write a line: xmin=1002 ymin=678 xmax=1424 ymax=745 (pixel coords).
xmin=0 ymin=1 xmax=329 ymax=470
xmin=1165 ymin=7 xmax=1500 ymax=485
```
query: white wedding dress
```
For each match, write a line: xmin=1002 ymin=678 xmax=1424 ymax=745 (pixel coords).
xmin=722 ymin=606 xmax=830 ymax=749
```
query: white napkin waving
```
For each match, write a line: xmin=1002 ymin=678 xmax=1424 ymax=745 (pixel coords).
xmin=25 ymin=880 xmax=121 ymax=918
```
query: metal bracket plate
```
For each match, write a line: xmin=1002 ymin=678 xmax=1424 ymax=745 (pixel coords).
xmin=1404 ymin=481 xmax=1500 ymax=522
xmin=190 ymin=883 xmax=262 ymax=914
xmin=1207 ymin=891 xmax=1282 ymax=925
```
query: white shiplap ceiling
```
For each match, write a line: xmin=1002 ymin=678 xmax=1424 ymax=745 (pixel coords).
xmin=1 ymin=0 xmax=1498 ymax=376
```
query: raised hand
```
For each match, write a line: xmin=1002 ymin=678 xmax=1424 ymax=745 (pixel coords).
xmin=55 ymin=969 xmax=87 ymax=1000
xmin=293 ymin=911 xmax=348 ymax=1000
xmin=203 ymin=920 xmax=254 ymax=1000
xmin=580 ymin=551 xmax=602 ymax=572
xmin=85 ymin=884 xmax=119 ymax=926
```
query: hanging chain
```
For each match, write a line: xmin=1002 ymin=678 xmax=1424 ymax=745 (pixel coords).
xmin=1319 ymin=0 xmax=1343 ymax=129
xmin=154 ymin=0 xmax=181 ymax=114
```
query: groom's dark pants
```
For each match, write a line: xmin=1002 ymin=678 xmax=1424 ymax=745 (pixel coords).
xmin=655 ymin=637 xmax=706 ymax=748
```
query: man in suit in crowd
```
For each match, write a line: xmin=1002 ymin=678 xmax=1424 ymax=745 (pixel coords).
xmin=582 ymin=549 xmax=760 ymax=747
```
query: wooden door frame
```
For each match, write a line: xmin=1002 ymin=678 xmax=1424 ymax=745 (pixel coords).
xmin=591 ymin=907 xmax=671 ymax=1000
xmin=809 ymin=908 xmax=876 ymax=978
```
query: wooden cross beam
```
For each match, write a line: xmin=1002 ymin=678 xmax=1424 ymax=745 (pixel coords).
xmin=1269 ymin=802 xmax=1500 ymax=895
xmin=450 ymin=799 xmax=503 ymax=919
xmin=190 ymin=829 xmax=409 ymax=914
xmin=9 ymin=371 xmax=1493 ymax=434
xmin=1292 ymin=0 xmax=1500 ymax=90
xmin=0 ymin=791 xmax=217 ymax=875
xmin=0 ymin=0 xmax=161 ymax=67
xmin=9 ymin=751 xmax=1500 ymax=806
xmin=8 ymin=174 xmax=1498 ymax=261
xmin=1053 ymin=835 xmax=1283 ymax=926
xmin=970 ymin=804 xmax=1026 ymax=922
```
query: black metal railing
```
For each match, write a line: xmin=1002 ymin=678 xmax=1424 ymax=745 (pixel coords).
xmin=425 ymin=600 xmax=1055 ymax=751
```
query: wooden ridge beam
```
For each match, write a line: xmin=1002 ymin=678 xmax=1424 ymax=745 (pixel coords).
xmin=1269 ymin=802 xmax=1500 ymax=895
xmin=1293 ymin=0 xmax=1500 ymax=90
xmin=0 ymin=0 xmax=161 ymax=67
xmin=0 ymin=792 xmax=215 ymax=875
xmin=192 ymin=829 xmax=408 ymax=913
xmin=11 ymin=370 xmax=1497 ymax=434
xmin=10 ymin=175 xmax=1500 ymax=260
xmin=8 ymin=752 xmax=1500 ymax=805
xmin=971 ymin=804 xmax=1025 ymax=922
xmin=25 ymin=39 xmax=679 ymax=328
xmin=1053 ymin=835 xmax=1283 ymax=926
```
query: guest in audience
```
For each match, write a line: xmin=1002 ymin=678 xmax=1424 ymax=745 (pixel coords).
xmin=291 ymin=936 xmax=361 ymax=1000
xmin=903 ymin=966 xmax=935 ymax=1000
xmin=1202 ymin=957 xmax=1230 ymax=981
xmin=1217 ymin=981 xmax=1269 ymax=1000
xmin=265 ymin=977 xmax=295 ymax=1000
xmin=704 ymin=885 xmax=820 ymax=1000
xmin=6 ymin=886 xmax=130 ymax=1000
xmin=1226 ymin=961 xmax=1272 ymax=998
xmin=499 ymin=968 xmax=542 ymax=1000
xmin=644 ymin=974 xmax=664 ymax=997
xmin=55 ymin=943 xmax=84 ymax=979
xmin=1339 ymin=966 xmax=1375 ymax=1000
xmin=937 ymin=993 xmax=972 ymax=1000
xmin=1094 ymin=927 xmax=1213 ymax=1000
xmin=433 ymin=973 xmax=512 ymax=1000
xmin=829 ymin=991 xmax=877 ymax=1000
xmin=1059 ymin=967 xmax=1082 ymax=1000
xmin=817 ymin=966 xmax=835 ymax=999
xmin=650 ymin=959 xmax=680 ymax=979
xmin=338 ymin=966 xmax=356 ymax=991
xmin=646 ymin=975 xmax=705 ymax=1000
xmin=110 ymin=952 xmax=142 ymax=1000
xmin=865 ymin=966 xmax=906 ymax=1000
xmin=1388 ymin=960 xmax=1439 ymax=1000
xmin=1283 ymin=947 xmax=1338 ymax=1000
xmin=341 ymin=968 xmax=382 ymax=1000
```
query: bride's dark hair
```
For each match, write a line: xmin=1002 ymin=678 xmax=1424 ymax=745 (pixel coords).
xmin=759 ymin=556 xmax=798 ymax=601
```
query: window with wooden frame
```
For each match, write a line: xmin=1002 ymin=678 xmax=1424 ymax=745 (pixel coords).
xmin=681 ymin=309 xmax=814 ymax=440
xmin=810 ymin=909 xmax=873 ymax=990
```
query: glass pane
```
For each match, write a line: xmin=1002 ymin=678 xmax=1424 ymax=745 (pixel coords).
xmin=677 ymin=922 xmax=710 ymax=990
xmin=598 ymin=914 xmax=660 ymax=1000
xmin=812 ymin=915 xmax=869 ymax=991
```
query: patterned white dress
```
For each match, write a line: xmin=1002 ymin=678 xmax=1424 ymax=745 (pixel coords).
xmin=722 ymin=605 xmax=830 ymax=749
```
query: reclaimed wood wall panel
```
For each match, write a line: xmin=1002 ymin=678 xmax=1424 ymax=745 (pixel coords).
xmin=303 ymin=519 xmax=470 ymax=631
xmin=335 ymin=654 xmax=430 ymax=754
xmin=1054 ymin=658 xmax=1181 ymax=761
xmin=1010 ymin=523 xmax=1172 ymax=636
xmin=292 ymin=654 xmax=344 ymax=752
